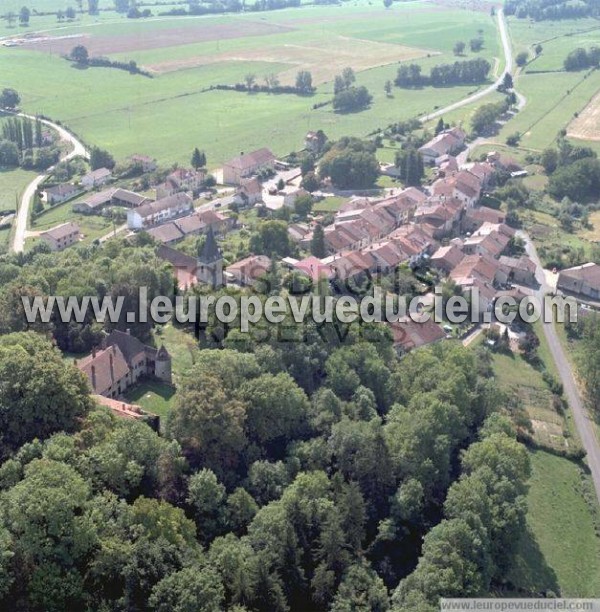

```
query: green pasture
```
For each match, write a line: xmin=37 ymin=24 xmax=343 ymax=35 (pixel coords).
xmin=506 ymin=15 xmax=600 ymax=72
xmin=0 ymin=166 xmax=37 ymax=213
xmin=423 ymin=89 xmax=506 ymax=133
xmin=509 ymin=450 xmax=600 ymax=597
xmin=1 ymin=40 xmax=492 ymax=165
xmin=499 ymin=69 xmax=600 ymax=150
xmin=508 ymin=16 xmax=600 ymax=46
xmin=0 ymin=1 xmax=503 ymax=166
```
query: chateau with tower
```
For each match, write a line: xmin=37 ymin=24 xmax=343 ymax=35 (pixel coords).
xmin=75 ymin=329 xmax=172 ymax=399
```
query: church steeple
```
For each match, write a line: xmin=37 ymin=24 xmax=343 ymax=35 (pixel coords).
xmin=199 ymin=226 xmax=221 ymax=264
xmin=197 ymin=226 xmax=224 ymax=288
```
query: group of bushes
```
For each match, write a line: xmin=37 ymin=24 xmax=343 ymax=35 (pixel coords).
xmin=564 ymin=47 xmax=600 ymax=71
xmin=213 ymin=83 xmax=314 ymax=95
xmin=395 ymin=58 xmax=491 ymax=88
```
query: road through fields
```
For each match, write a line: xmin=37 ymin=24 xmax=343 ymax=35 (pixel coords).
xmin=420 ymin=8 xmax=512 ymax=123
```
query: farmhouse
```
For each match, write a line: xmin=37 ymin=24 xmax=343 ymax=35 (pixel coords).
xmin=450 ymin=252 xmax=508 ymax=287
xmin=146 ymin=223 xmax=185 ymax=245
xmin=111 ymin=188 xmax=151 ymax=208
xmin=459 ymin=221 xmax=513 ymax=260
xmin=498 ymin=255 xmax=537 ymax=285
xmin=462 ymin=206 xmax=505 ymax=233
xmin=283 ymin=187 xmax=310 ymax=208
xmin=389 ymin=316 xmax=446 ymax=353
xmin=467 ymin=162 xmax=495 ymax=188
xmin=453 ymin=170 xmax=483 ymax=207
xmin=196 ymin=209 xmax=234 ymax=234
xmin=144 ymin=209 xmax=232 ymax=244
xmin=40 ymin=221 xmax=80 ymax=251
xmin=293 ymin=255 xmax=335 ymax=282
xmin=128 ymin=154 xmax=157 ymax=172
xmin=127 ymin=193 xmax=193 ymax=230
xmin=226 ymin=254 xmax=272 ymax=286
xmin=239 ymin=177 xmax=263 ymax=206
xmin=81 ymin=167 xmax=112 ymax=190
xmin=462 ymin=229 xmax=510 ymax=258
xmin=42 ymin=183 xmax=81 ymax=205
xmin=557 ymin=262 xmax=600 ymax=299
xmin=157 ymin=168 xmax=206 ymax=198
xmin=288 ymin=223 xmax=311 ymax=243
xmin=73 ymin=189 xmax=115 ymax=214
xmin=388 ymin=225 xmax=437 ymax=264
xmin=486 ymin=151 xmax=523 ymax=173
xmin=367 ymin=240 xmax=411 ymax=273
xmin=222 ymin=148 xmax=276 ymax=185
xmin=430 ymin=244 xmax=464 ymax=273
xmin=156 ymin=244 xmax=199 ymax=289
xmin=413 ymin=199 xmax=463 ymax=238
xmin=328 ymin=250 xmax=376 ymax=281
xmin=435 ymin=154 xmax=459 ymax=175
xmin=418 ymin=128 xmax=466 ymax=164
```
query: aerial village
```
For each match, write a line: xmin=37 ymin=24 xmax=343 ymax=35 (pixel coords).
xmin=31 ymin=125 xmax=600 ymax=425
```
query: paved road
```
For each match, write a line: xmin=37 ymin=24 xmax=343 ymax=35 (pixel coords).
xmin=419 ymin=8 xmax=512 ymax=124
xmin=11 ymin=114 xmax=88 ymax=253
xmin=520 ymin=231 xmax=600 ymax=502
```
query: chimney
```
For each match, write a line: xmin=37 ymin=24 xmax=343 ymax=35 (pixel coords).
xmin=92 ymin=346 xmax=96 ymax=358
xmin=91 ymin=365 xmax=96 ymax=391
xmin=109 ymin=353 xmax=114 ymax=382
xmin=126 ymin=328 xmax=131 ymax=335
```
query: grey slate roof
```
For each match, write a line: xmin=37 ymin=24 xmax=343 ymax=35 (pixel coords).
xmin=198 ymin=226 xmax=222 ymax=264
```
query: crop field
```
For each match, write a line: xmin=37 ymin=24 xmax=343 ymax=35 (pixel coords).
xmin=0 ymin=1 xmax=500 ymax=166
xmin=567 ymin=90 xmax=600 ymax=141
xmin=147 ymin=35 xmax=430 ymax=85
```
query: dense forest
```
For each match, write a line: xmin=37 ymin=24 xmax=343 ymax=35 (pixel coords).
xmin=505 ymin=0 xmax=599 ymax=20
xmin=0 ymin=240 xmax=533 ymax=610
